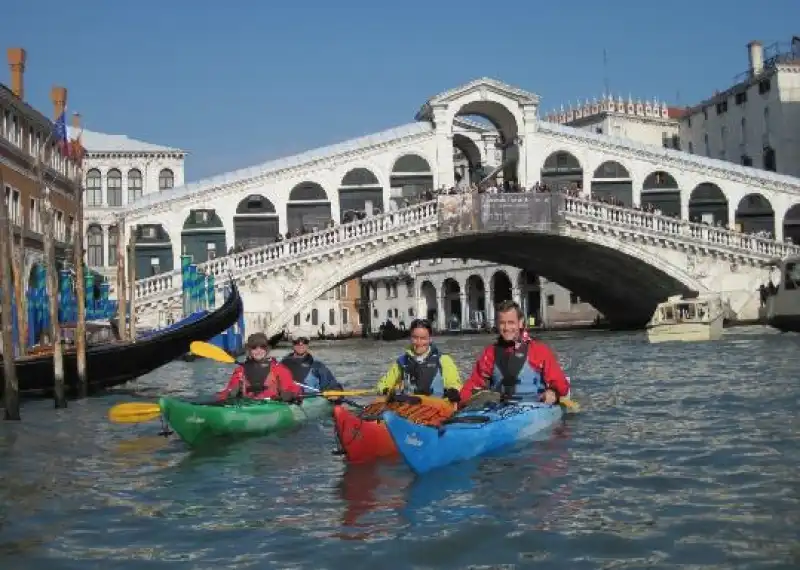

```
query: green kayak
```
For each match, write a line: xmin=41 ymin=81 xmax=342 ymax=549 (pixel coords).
xmin=159 ymin=396 xmax=333 ymax=446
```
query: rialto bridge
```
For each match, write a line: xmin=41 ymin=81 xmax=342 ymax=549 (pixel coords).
xmin=82 ymin=78 xmax=800 ymax=330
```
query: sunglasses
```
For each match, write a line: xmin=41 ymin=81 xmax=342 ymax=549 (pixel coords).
xmin=293 ymin=337 xmax=310 ymax=345
xmin=249 ymin=344 xmax=268 ymax=350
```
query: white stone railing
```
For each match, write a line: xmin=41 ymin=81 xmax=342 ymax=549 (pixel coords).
xmin=563 ymin=196 xmax=800 ymax=260
xmin=134 ymin=200 xmax=439 ymax=303
xmin=134 ymin=194 xmax=800 ymax=307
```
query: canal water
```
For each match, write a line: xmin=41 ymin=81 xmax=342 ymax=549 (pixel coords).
xmin=0 ymin=327 xmax=797 ymax=569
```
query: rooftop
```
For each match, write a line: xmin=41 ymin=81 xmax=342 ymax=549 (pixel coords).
xmin=67 ymin=126 xmax=184 ymax=154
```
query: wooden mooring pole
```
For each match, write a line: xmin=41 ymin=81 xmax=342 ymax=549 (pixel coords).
xmin=0 ymin=169 xmax=20 ymax=420
xmin=116 ymin=216 xmax=127 ymax=341
xmin=72 ymin=114 xmax=88 ymax=396
xmin=127 ymin=227 xmax=137 ymax=341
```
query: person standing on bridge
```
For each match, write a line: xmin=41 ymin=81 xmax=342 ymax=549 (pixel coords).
xmin=376 ymin=319 xmax=463 ymax=403
xmin=460 ymin=300 xmax=570 ymax=404
xmin=281 ymin=336 xmax=343 ymax=394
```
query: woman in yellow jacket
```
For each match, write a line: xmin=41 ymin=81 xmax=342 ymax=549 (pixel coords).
xmin=376 ymin=319 xmax=463 ymax=404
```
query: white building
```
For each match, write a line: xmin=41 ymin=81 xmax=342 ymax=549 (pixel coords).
xmin=360 ymin=259 xmax=599 ymax=333
xmin=679 ymin=38 xmax=800 ymax=178
xmin=73 ymin=127 xmax=186 ymax=281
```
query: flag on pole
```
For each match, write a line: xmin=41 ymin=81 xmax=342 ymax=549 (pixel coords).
xmin=54 ymin=111 xmax=70 ymax=157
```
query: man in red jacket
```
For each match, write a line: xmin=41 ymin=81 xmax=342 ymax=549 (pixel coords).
xmin=216 ymin=332 xmax=302 ymax=402
xmin=460 ymin=300 xmax=570 ymax=404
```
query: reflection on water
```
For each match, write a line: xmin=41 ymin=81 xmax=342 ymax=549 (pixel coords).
xmin=0 ymin=326 xmax=798 ymax=569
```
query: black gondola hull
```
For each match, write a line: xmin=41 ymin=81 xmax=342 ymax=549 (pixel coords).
xmin=0 ymin=283 xmax=243 ymax=400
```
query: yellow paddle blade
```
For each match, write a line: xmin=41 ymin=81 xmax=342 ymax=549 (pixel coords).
xmin=190 ymin=341 xmax=237 ymax=364
xmin=560 ymin=397 xmax=581 ymax=413
xmin=319 ymin=389 xmax=373 ymax=398
xmin=108 ymin=402 xmax=162 ymax=424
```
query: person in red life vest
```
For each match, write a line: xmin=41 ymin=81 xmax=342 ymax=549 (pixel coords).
xmin=216 ymin=332 xmax=302 ymax=402
xmin=460 ymin=300 xmax=570 ymax=404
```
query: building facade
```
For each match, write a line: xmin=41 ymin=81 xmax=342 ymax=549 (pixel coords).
xmin=679 ymin=38 xmax=800 ymax=179
xmin=1 ymin=47 xmax=82 ymax=287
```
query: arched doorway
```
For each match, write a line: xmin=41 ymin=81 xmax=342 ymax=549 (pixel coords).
xmin=491 ymin=270 xmax=513 ymax=307
xmin=420 ymin=280 xmax=437 ymax=324
xmin=465 ymin=274 xmax=486 ymax=329
xmin=134 ymin=224 xmax=173 ymax=277
xmin=181 ymin=209 xmax=226 ymax=262
xmin=783 ymin=204 xmax=800 ymax=243
xmin=442 ymin=278 xmax=462 ymax=330
xmin=390 ymin=154 xmax=433 ymax=208
xmin=517 ymin=269 xmax=541 ymax=324
xmin=233 ymin=194 xmax=279 ymax=249
xmin=286 ymin=181 xmax=332 ymax=234
xmin=339 ymin=167 xmax=383 ymax=222
xmin=735 ymin=193 xmax=775 ymax=236
xmin=688 ymin=183 xmax=728 ymax=226
xmin=641 ymin=171 xmax=680 ymax=217
xmin=592 ymin=160 xmax=632 ymax=206
xmin=763 ymin=146 xmax=776 ymax=172
xmin=541 ymin=151 xmax=583 ymax=192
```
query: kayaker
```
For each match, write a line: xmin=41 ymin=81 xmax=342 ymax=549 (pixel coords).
xmin=281 ymin=336 xmax=343 ymax=393
xmin=216 ymin=332 xmax=302 ymax=402
xmin=460 ymin=300 xmax=570 ymax=404
xmin=376 ymin=318 xmax=462 ymax=403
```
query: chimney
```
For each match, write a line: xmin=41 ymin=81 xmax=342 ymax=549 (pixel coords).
xmin=748 ymin=40 xmax=764 ymax=77
xmin=50 ymin=85 xmax=67 ymax=119
xmin=6 ymin=47 xmax=26 ymax=100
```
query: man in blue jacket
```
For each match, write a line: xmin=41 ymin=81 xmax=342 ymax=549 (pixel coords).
xmin=281 ymin=336 xmax=342 ymax=393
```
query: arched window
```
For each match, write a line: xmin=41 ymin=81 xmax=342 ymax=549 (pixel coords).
xmin=128 ymin=169 xmax=143 ymax=202
xmin=86 ymin=169 xmax=102 ymax=207
xmin=329 ymin=308 xmax=336 ymax=326
xmin=311 ymin=308 xmax=319 ymax=326
xmin=87 ymin=225 xmax=104 ymax=267
xmin=106 ymin=169 xmax=122 ymax=207
xmin=158 ymin=168 xmax=174 ymax=191
xmin=108 ymin=225 xmax=118 ymax=266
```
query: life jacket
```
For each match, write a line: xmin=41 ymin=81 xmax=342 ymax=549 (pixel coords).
xmin=488 ymin=340 xmax=545 ymax=399
xmin=397 ymin=347 xmax=444 ymax=396
xmin=281 ymin=353 xmax=320 ymax=390
xmin=241 ymin=358 xmax=274 ymax=394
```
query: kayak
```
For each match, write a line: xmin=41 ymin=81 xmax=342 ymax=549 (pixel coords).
xmin=159 ymin=396 xmax=333 ymax=446
xmin=333 ymin=396 xmax=455 ymax=463
xmin=383 ymin=401 xmax=564 ymax=474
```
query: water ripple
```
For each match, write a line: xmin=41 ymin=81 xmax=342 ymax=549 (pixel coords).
xmin=0 ymin=326 xmax=798 ymax=569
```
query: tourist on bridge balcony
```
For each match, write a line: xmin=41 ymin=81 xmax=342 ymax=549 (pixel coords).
xmin=281 ymin=337 xmax=342 ymax=393
xmin=460 ymin=301 xmax=570 ymax=405
xmin=216 ymin=333 xmax=302 ymax=402
xmin=376 ymin=319 xmax=463 ymax=404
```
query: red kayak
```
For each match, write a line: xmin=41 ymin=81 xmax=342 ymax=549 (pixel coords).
xmin=333 ymin=396 xmax=454 ymax=464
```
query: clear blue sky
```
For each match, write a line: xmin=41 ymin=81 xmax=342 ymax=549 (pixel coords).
xmin=2 ymin=0 xmax=798 ymax=182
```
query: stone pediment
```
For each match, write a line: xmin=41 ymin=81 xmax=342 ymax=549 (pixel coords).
xmin=415 ymin=78 xmax=541 ymax=121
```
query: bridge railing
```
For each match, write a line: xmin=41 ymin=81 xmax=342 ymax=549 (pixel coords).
xmin=133 ymin=200 xmax=440 ymax=302
xmin=134 ymin=194 xmax=800 ymax=305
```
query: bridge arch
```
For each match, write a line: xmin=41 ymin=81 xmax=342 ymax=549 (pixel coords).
xmin=134 ymin=223 xmax=174 ymax=276
xmin=465 ymin=274 xmax=486 ymax=326
xmin=390 ymin=154 xmax=433 ymax=207
xmin=783 ymin=204 xmax=800 ymax=243
xmin=452 ymin=134 xmax=483 ymax=186
xmin=267 ymin=227 xmax=709 ymax=336
xmin=540 ymin=150 xmax=583 ymax=192
xmin=181 ymin=209 xmax=226 ymax=263
xmin=641 ymin=170 xmax=680 ymax=217
xmin=689 ymin=182 xmax=728 ymax=226
xmin=287 ymin=181 xmax=332 ymax=234
xmin=419 ymin=280 xmax=437 ymax=322
xmin=234 ymin=194 xmax=280 ymax=249
xmin=591 ymin=160 xmax=633 ymax=206
xmin=338 ymin=167 xmax=383 ymax=222
xmin=735 ymin=193 xmax=774 ymax=236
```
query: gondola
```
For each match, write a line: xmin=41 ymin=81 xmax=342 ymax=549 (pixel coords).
xmin=0 ymin=282 xmax=243 ymax=400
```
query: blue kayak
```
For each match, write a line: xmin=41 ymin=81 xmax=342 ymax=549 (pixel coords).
xmin=383 ymin=401 xmax=564 ymax=474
